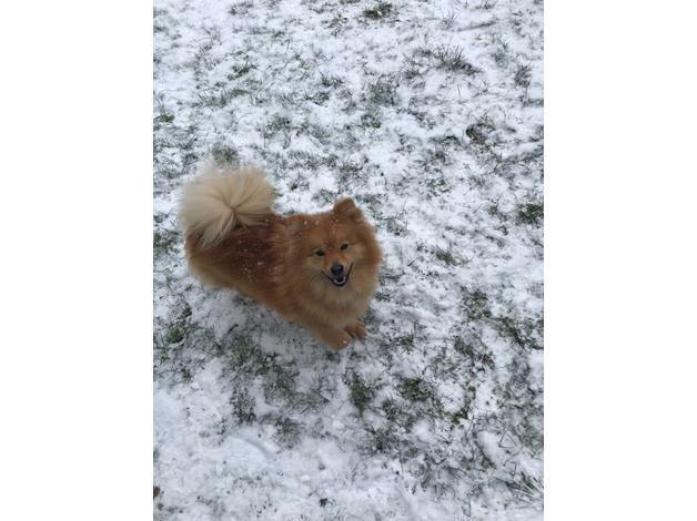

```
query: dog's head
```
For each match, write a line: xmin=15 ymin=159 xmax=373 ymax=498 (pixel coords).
xmin=288 ymin=198 xmax=382 ymax=291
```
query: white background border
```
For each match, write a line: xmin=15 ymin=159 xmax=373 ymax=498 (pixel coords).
xmin=1 ymin=2 xmax=152 ymax=519
xmin=1 ymin=1 xmax=696 ymax=519
xmin=546 ymin=1 xmax=697 ymax=518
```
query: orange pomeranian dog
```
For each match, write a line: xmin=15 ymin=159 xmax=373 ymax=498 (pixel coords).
xmin=180 ymin=160 xmax=383 ymax=350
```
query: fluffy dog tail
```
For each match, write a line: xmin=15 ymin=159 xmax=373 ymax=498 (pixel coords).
xmin=180 ymin=160 xmax=274 ymax=247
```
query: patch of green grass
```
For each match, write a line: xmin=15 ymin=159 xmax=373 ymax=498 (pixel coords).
xmin=231 ymin=87 xmax=253 ymax=98
xmin=516 ymin=202 xmax=543 ymax=225
xmin=401 ymin=60 xmax=424 ymax=81
xmin=346 ymin=373 xmax=376 ymax=414
xmin=462 ymin=288 xmax=492 ymax=321
xmin=313 ymin=188 xmax=339 ymax=205
xmin=179 ymin=367 xmax=192 ymax=383
xmin=360 ymin=111 xmax=382 ymax=128
xmin=487 ymin=201 xmax=507 ymax=220
xmin=225 ymin=333 xmax=263 ymax=371
xmin=431 ymin=134 xmax=462 ymax=147
xmin=228 ymin=1 xmax=253 ymax=16
xmin=197 ymin=88 xmax=236 ymax=108
xmin=394 ymin=332 xmax=415 ymax=352
xmin=260 ymin=358 xmax=298 ymax=403
xmin=366 ymin=426 xmax=400 ymax=455
xmin=155 ymin=111 xmax=175 ymax=124
xmin=337 ymin=160 xmax=364 ymax=184
xmin=477 ymin=0 xmax=498 ymax=10
xmin=393 ymin=377 xmax=445 ymax=424
xmin=287 ymin=175 xmax=309 ymax=192
xmin=427 ymin=176 xmax=452 ymax=196
xmin=384 ymin=215 xmax=407 ymax=237
xmin=211 ymin=143 xmax=239 ymax=166
xmin=222 ymin=332 xmax=310 ymax=407
xmin=367 ymin=77 xmax=398 ymax=106
xmin=164 ymin=323 xmax=186 ymax=345
xmin=381 ymin=398 xmax=401 ymax=422
xmin=286 ymin=150 xmax=338 ymax=173
xmin=450 ymin=402 xmax=470 ymax=426
xmin=453 ymin=335 xmax=496 ymax=374
xmin=434 ymin=247 xmax=460 ymax=266
xmin=320 ymin=73 xmax=343 ymax=88
xmin=298 ymin=120 xmax=332 ymax=146
xmin=476 ymin=351 xmax=496 ymax=371
xmin=514 ymin=64 xmax=531 ymax=88
xmin=417 ymin=147 xmax=450 ymax=178
xmin=154 ymin=228 xmax=179 ymax=257
xmin=374 ymin=289 xmax=391 ymax=302
xmin=398 ymin=377 xmax=433 ymax=403
xmin=466 ymin=118 xmax=495 ymax=146
xmin=493 ymin=315 xmax=543 ymax=350
xmin=326 ymin=13 xmax=349 ymax=33
xmin=162 ymin=303 xmax=192 ymax=347
xmin=514 ymin=471 xmax=543 ymax=496
xmin=363 ymin=2 xmax=393 ymax=20
xmin=263 ymin=114 xmax=292 ymax=138
xmin=434 ymin=46 xmax=480 ymax=75
xmin=441 ymin=12 xmax=457 ymax=29
xmin=287 ymin=150 xmax=326 ymax=170
xmin=493 ymin=37 xmax=511 ymax=67
xmin=273 ymin=416 xmax=301 ymax=447
xmin=228 ymin=61 xmax=254 ymax=79
xmin=231 ymin=389 xmax=256 ymax=424
xmin=426 ymin=346 xmax=461 ymax=381
xmin=305 ymin=90 xmax=331 ymax=105
xmin=453 ymin=336 xmax=474 ymax=357
xmin=381 ymin=398 xmax=417 ymax=429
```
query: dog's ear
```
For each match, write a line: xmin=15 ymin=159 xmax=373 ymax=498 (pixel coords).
xmin=333 ymin=198 xmax=364 ymax=223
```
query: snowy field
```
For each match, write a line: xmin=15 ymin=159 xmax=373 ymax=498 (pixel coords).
xmin=154 ymin=0 xmax=543 ymax=519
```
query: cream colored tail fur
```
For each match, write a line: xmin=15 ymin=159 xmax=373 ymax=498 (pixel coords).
xmin=180 ymin=160 xmax=274 ymax=247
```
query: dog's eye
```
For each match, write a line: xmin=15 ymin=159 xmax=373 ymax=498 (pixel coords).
xmin=340 ymin=243 xmax=349 ymax=251
xmin=314 ymin=249 xmax=325 ymax=257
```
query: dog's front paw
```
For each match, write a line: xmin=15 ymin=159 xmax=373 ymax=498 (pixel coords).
xmin=344 ymin=321 xmax=366 ymax=339
xmin=326 ymin=330 xmax=352 ymax=350
xmin=311 ymin=326 xmax=353 ymax=350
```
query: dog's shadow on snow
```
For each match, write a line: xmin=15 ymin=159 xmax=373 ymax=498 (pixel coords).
xmin=197 ymin=288 xmax=348 ymax=363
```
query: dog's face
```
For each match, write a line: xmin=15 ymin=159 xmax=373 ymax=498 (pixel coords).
xmin=289 ymin=198 xmax=382 ymax=292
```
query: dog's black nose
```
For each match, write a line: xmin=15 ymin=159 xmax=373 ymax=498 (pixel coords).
xmin=331 ymin=263 xmax=344 ymax=276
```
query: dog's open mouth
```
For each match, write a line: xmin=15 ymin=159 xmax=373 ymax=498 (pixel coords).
xmin=324 ymin=264 xmax=353 ymax=287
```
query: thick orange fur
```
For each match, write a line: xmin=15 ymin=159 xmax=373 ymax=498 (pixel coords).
xmin=181 ymin=162 xmax=382 ymax=350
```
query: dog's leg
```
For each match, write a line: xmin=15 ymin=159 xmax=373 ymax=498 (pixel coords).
xmin=308 ymin=324 xmax=352 ymax=350
xmin=344 ymin=320 xmax=366 ymax=339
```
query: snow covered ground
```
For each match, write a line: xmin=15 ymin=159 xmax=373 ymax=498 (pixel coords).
xmin=154 ymin=0 xmax=543 ymax=519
